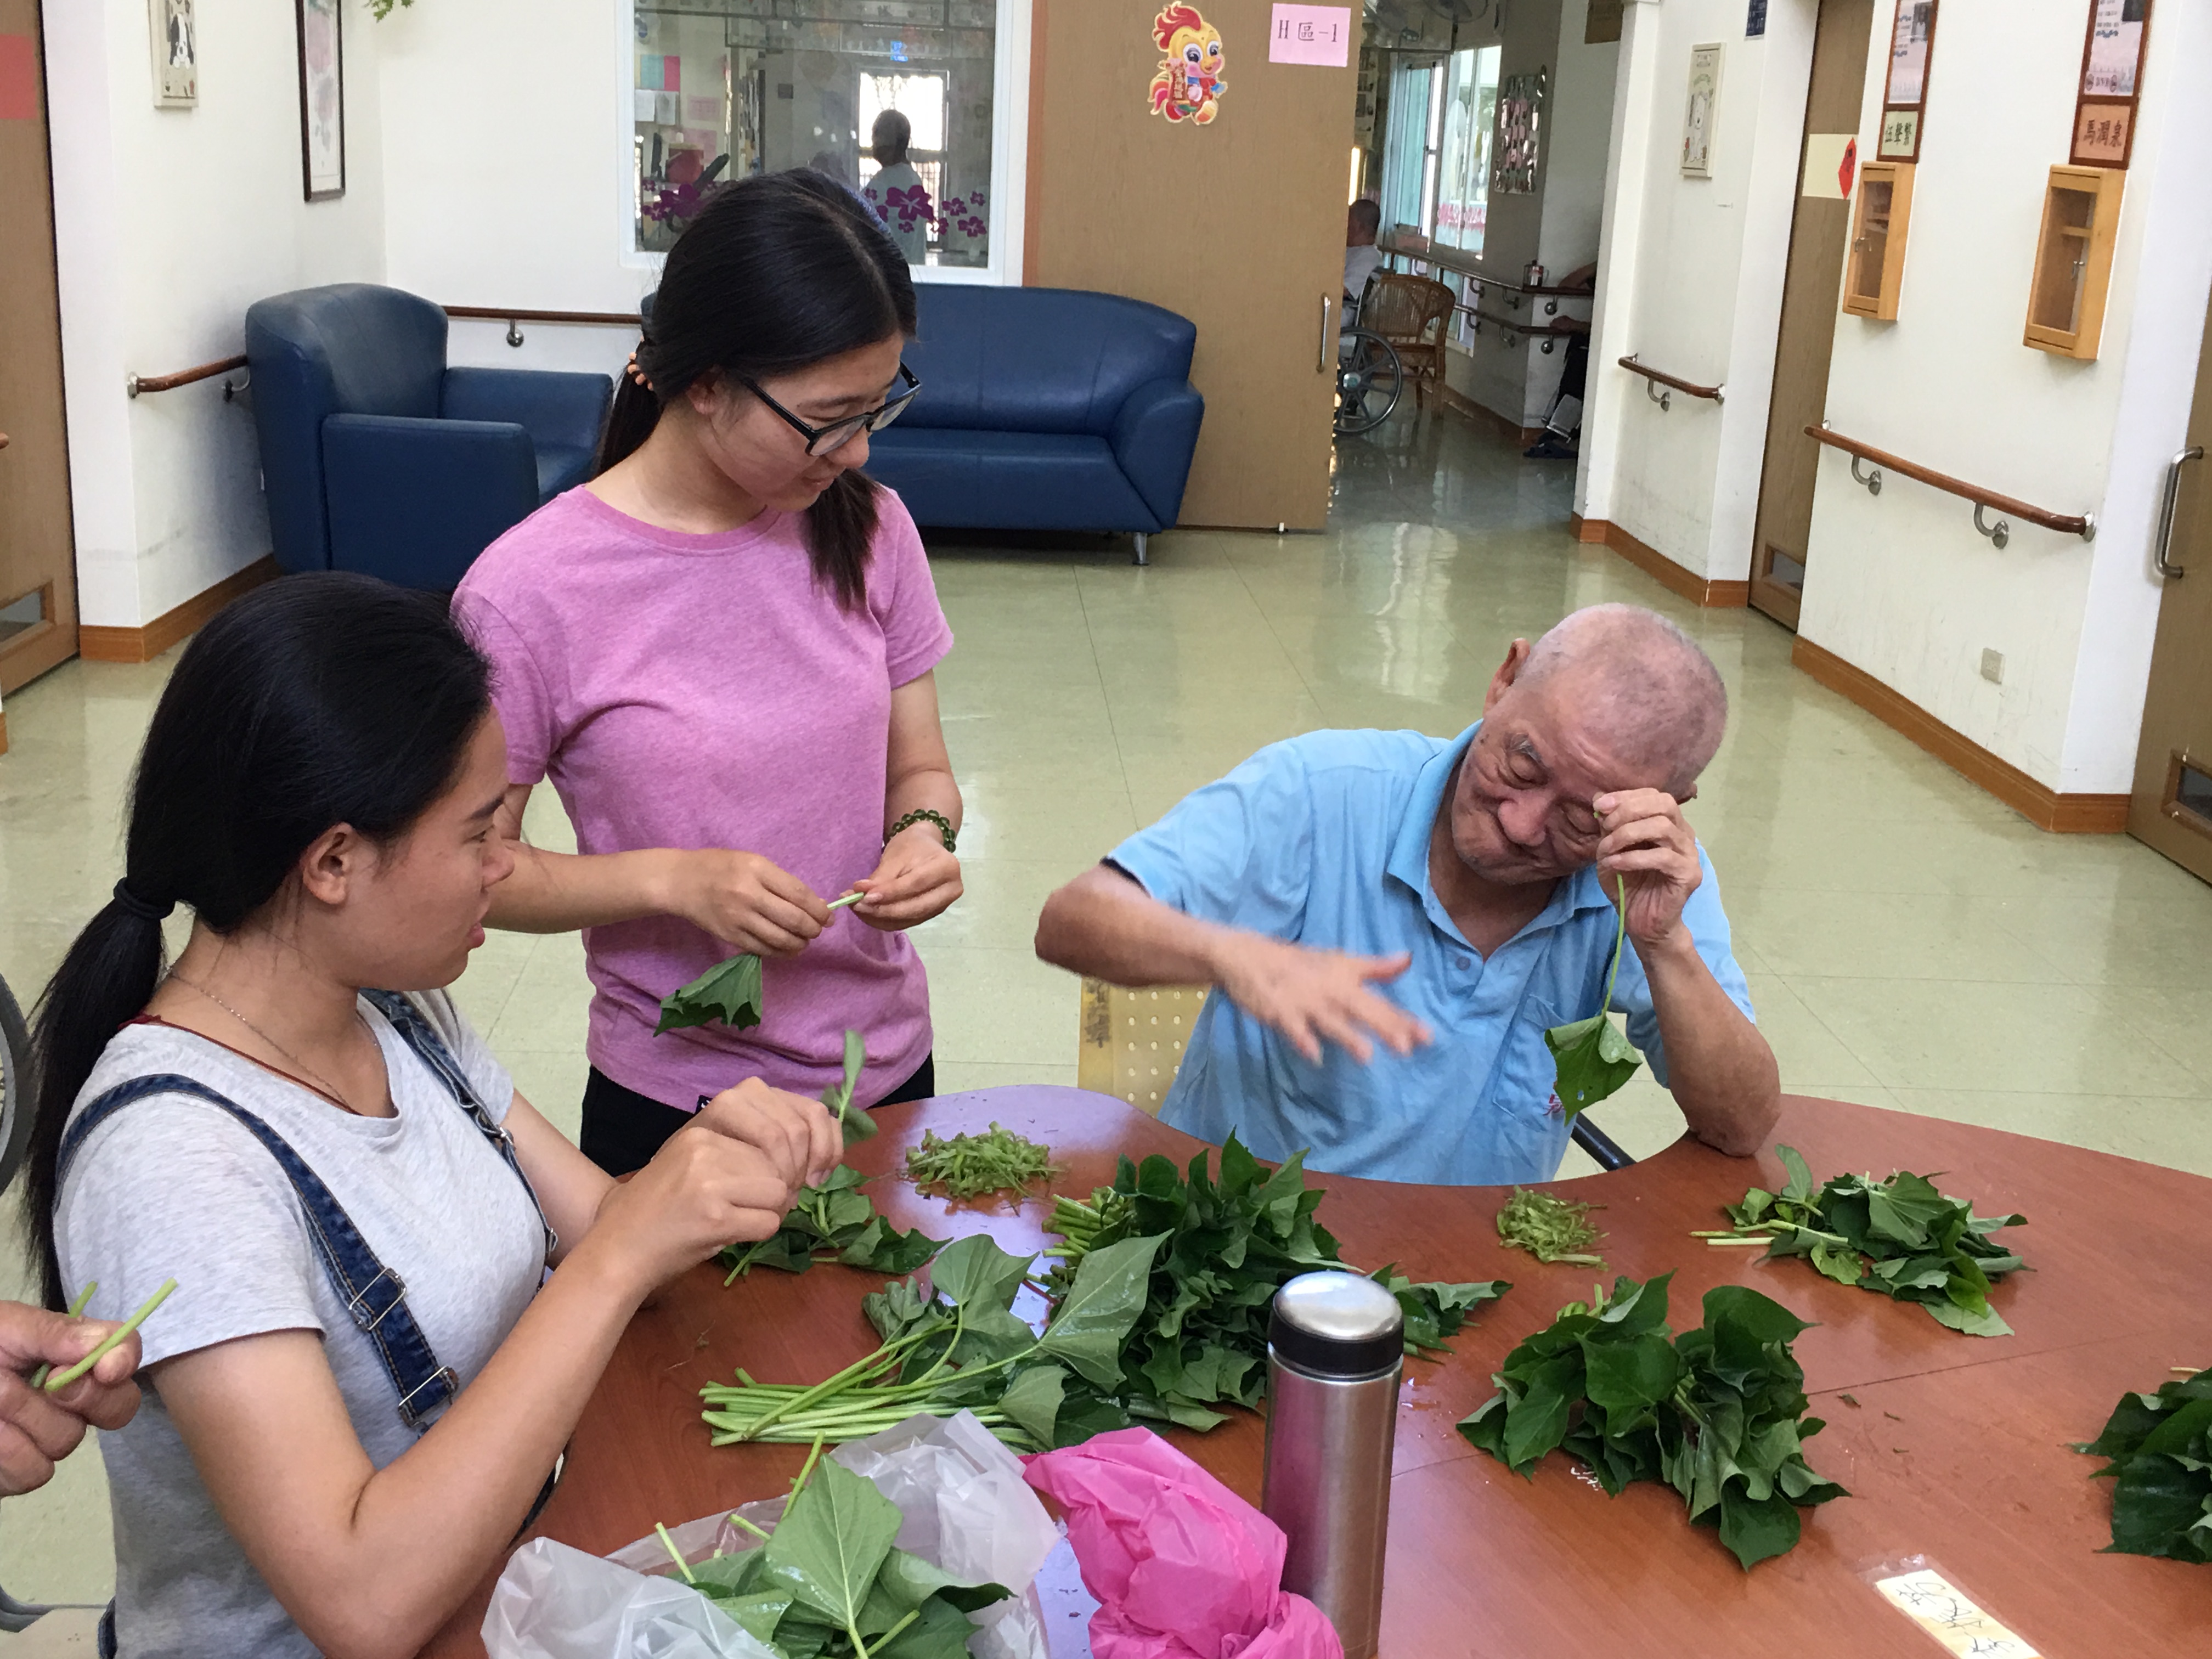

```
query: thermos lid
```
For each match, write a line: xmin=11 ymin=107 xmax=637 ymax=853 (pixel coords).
xmin=1269 ymin=1271 xmax=1404 ymax=1379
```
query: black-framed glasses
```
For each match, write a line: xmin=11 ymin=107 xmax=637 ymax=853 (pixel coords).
xmin=741 ymin=363 xmax=921 ymax=457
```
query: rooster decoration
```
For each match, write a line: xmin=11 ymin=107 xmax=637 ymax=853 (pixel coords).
xmin=1148 ymin=5 xmax=1225 ymax=125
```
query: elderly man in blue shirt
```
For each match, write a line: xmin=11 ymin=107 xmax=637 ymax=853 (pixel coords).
xmin=1035 ymin=603 xmax=1779 ymax=1184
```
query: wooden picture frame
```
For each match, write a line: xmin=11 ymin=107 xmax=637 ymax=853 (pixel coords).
xmin=148 ymin=0 xmax=198 ymax=108
xmin=296 ymin=0 xmax=344 ymax=201
xmin=2070 ymin=0 xmax=2151 ymax=170
xmin=1877 ymin=0 xmax=1938 ymax=162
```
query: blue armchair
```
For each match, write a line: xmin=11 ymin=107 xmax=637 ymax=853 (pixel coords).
xmin=245 ymin=284 xmax=612 ymax=590
xmin=862 ymin=286 xmax=1203 ymax=564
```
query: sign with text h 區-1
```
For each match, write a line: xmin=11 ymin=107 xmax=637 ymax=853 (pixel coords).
xmin=1268 ymin=4 xmax=1351 ymax=67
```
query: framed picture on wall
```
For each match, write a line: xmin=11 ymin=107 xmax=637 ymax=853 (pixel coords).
xmin=2071 ymin=0 xmax=2151 ymax=168
xmin=1681 ymin=43 xmax=1723 ymax=177
xmin=296 ymin=0 xmax=345 ymax=201
xmin=147 ymin=0 xmax=198 ymax=108
xmin=1877 ymin=0 xmax=1938 ymax=161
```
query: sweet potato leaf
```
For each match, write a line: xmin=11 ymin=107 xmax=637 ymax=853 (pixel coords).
xmin=656 ymin=951 xmax=764 ymax=1035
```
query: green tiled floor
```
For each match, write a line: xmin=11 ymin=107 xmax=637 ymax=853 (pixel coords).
xmin=3 ymin=405 xmax=2209 ymax=1630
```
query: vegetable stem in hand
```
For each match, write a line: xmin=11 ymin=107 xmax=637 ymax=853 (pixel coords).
xmin=29 ymin=1282 xmax=97 ymax=1390
xmin=43 ymin=1278 xmax=175 ymax=1392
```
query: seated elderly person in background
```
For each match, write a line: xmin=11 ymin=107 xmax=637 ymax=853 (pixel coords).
xmin=1034 ymin=603 xmax=1778 ymax=1184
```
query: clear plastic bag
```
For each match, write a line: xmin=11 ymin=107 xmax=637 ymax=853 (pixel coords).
xmin=483 ymin=1410 xmax=1059 ymax=1659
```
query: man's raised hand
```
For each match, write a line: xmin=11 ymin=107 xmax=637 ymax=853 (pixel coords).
xmin=1213 ymin=934 xmax=1432 ymax=1065
xmin=1593 ymin=788 xmax=1703 ymax=946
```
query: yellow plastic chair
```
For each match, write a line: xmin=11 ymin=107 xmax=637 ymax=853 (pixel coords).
xmin=1074 ymin=976 xmax=1635 ymax=1167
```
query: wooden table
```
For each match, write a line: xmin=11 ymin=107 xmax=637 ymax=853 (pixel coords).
xmin=426 ymin=1088 xmax=2212 ymax=1657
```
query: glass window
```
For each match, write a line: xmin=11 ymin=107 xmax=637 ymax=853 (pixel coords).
xmin=1434 ymin=46 xmax=1500 ymax=255
xmin=629 ymin=1 xmax=1010 ymax=275
xmin=1379 ymin=58 xmax=1434 ymax=239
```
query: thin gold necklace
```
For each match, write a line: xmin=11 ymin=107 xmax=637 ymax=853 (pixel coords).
xmin=166 ymin=971 xmax=373 ymax=1117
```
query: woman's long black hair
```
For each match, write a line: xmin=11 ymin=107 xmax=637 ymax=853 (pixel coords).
xmin=601 ymin=168 xmax=917 ymax=612
xmin=22 ymin=574 xmax=492 ymax=1307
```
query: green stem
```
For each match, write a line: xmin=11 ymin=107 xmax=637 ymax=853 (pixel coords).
xmin=726 ymin=1511 xmax=772 ymax=1542
xmin=654 ymin=1522 xmax=697 ymax=1584
xmin=1600 ymin=873 xmax=1629 ymax=1014
xmin=733 ymin=1326 xmax=936 ymax=1439
xmin=44 ymin=1279 xmax=175 ymax=1393
xmin=789 ymin=1434 xmax=827 ymax=1496
xmin=29 ymin=1282 xmax=98 ymax=1391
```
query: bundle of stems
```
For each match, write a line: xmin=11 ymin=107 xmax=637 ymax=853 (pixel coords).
xmin=698 ymin=1335 xmax=1025 ymax=1448
xmin=1043 ymin=1190 xmax=1127 ymax=1261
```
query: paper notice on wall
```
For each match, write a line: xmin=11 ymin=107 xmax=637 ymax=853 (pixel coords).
xmin=1801 ymin=133 xmax=1855 ymax=199
xmin=656 ymin=89 xmax=680 ymax=125
xmin=1268 ymin=4 xmax=1352 ymax=67
xmin=634 ymin=87 xmax=658 ymax=122
xmin=2083 ymin=0 xmax=2142 ymax=97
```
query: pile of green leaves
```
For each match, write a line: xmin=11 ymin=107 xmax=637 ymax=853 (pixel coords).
xmin=1045 ymin=1135 xmax=1508 ymax=1429
xmin=658 ymin=1448 xmax=1011 ymax=1658
xmin=1699 ymin=1146 xmax=2027 ymax=1336
xmin=1496 ymin=1188 xmax=1606 ymax=1266
xmin=2075 ymin=1365 xmax=2212 ymax=1563
xmin=904 ymin=1124 xmax=1064 ymax=1201
xmin=1543 ymin=877 xmax=1643 ymax=1120
xmin=720 ymin=1169 xmax=945 ymax=1283
xmin=701 ymin=1231 xmax=1164 ymax=1451
xmin=1458 ymin=1273 xmax=1847 ymax=1570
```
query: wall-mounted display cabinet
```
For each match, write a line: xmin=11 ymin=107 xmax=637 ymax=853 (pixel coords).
xmin=2024 ymin=164 xmax=2123 ymax=360
xmin=1841 ymin=162 xmax=1914 ymax=320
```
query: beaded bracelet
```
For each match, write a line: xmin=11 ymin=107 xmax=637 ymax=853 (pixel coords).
xmin=887 ymin=807 xmax=957 ymax=854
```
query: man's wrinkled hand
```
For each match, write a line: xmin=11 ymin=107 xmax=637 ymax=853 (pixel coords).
xmin=1214 ymin=934 xmax=1432 ymax=1065
xmin=0 ymin=1301 xmax=144 ymax=1497
xmin=1593 ymin=788 xmax=1702 ymax=947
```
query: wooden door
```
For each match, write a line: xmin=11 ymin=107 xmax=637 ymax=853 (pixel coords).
xmin=1748 ymin=0 xmax=1874 ymax=630
xmin=1028 ymin=0 xmax=1355 ymax=530
xmin=2126 ymin=280 xmax=2212 ymax=884
xmin=0 ymin=0 xmax=76 ymax=696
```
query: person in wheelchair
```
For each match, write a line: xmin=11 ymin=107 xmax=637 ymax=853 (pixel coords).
xmin=1344 ymin=197 xmax=1384 ymax=320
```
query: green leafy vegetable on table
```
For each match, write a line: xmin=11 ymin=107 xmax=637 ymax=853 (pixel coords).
xmin=1695 ymin=1146 xmax=2027 ymax=1337
xmin=1496 ymin=1187 xmax=1606 ymax=1266
xmin=904 ymin=1123 xmax=1064 ymax=1201
xmin=1543 ymin=877 xmax=1642 ymax=1119
xmin=656 ymin=1449 xmax=1011 ymax=1658
xmin=702 ymin=1136 xmax=1506 ymax=1452
xmin=2075 ymin=1364 xmax=2212 ymax=1563
xmin=701 ymin=1231 xmax=1166 ymax=1451
xmin=719 ymin=1169 xmax=946 ymax=1283
xmin=1045 ymin=1135 xmax=1509 ymax=1425
xmin=1457 ymin=1272 xmax=1847 ymax=1570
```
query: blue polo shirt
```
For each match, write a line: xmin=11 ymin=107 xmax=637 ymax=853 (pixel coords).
xmin=1106 ymin=723 xmax=1754 ymax=1185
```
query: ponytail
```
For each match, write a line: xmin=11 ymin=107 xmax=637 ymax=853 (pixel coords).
xmin=22 ymin=574 xmax=490 ymax=1307
xmin=595 ymin=168 xmax=913 ymax=612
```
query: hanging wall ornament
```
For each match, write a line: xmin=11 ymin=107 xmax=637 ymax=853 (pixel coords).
xmin=1148 ymin=5 xmax=1227 ymax=125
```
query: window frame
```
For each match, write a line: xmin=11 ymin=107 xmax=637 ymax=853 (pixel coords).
xmin=616 ymin=0 xmax=1031 ymax=286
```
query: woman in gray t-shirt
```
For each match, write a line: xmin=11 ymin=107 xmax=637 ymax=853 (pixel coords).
xmin=25 ymin=575 xmax=843 ymax=1658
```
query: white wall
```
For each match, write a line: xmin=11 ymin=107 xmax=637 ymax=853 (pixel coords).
xmin=45 ymin=0 xmax=388 ymax=628
xmin=1578 ymin=0 xmax=1814 ymax=579
xmin=1798 ymin=0 xmax=2212 ymax=794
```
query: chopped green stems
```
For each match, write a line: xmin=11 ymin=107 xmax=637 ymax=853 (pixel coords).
xmin=1705 ymin=1237 xmax=1773 ymax=1247
xmin=827 ymin=890 xmax=866 ymax=911
xmin=726 ymin=1510 xmax=772 ymax=1541
xmin=654 ymin=1522 xmax=697 ymax=1583
xmin=30 ymin=1282 xmax=99 ymax=1391
xmin=43 ymin=1279 xmax=176 ymax=1393
xmin=1547 ymin=1252 xmax=1605 ymax=1266
xmin=736 ymin=1368 xmax=757 ymax=1386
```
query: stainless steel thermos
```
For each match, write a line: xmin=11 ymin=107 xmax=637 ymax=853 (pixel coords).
xmin=1260 ymin=1270 xmax=1404 ymax=1659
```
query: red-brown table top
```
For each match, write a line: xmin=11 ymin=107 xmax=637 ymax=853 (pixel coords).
xmin=424 ymin=1088 xmax=2212 ymax=1657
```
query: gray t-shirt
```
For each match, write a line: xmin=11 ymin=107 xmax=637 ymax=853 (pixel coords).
xmin=54 ymin=991 xmax=546 ymax=1659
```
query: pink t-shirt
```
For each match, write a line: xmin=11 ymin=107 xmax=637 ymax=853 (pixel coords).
xmin=452 ymin=485 xmax=953 ymax=1110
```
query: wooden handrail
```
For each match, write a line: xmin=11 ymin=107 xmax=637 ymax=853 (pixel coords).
xmin=443 ymin=305 xmax=640 ymax=327
xmin=1618 ymin=354 xmax=1724 ymax=403
xmin=1376 ymin=236 xmax=1594 ymax=300
xmin=127 ymin=354 xmax=247 ymax=397
xmin=1470 ymin=308 xmax=1581 ymax=336
xmin=1805 ymin=424 xmax=2097 ymax=540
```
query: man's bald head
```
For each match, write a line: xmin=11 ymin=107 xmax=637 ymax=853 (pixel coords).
xmin=1507 ymin=604 xmax=1728 ymax=796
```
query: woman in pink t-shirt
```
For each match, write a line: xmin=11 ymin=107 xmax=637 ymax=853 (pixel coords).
xmin=454 ymin=171 xmax=962 ymax=1173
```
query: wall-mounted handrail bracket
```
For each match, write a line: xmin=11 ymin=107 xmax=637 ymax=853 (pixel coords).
xmin=1804 ymin=424 xmax=2095 ymax=541
xmin=126 ymin=353 xmax=250 ymax=398
xmin=1619 ymin=354 xmax=1723 ymax=407
xmin=1647 ymin=380 xmax=1672 ymax=412
xmin=1850 ymin=455 xmax=1882 ymax=495
xmin=2154 ymin=445 xmax=2203 ymax=578
xmin=505 ymin=319 xmax=526 ymax=348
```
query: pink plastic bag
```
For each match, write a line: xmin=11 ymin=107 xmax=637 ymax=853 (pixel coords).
xmin=1024 ymin=1428 xmax=1342 ymax=1659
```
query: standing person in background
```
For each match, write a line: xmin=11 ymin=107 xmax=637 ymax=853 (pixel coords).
xmin=1344 ymin=198 xmax=1384 ymax=315
xmin=454 ymin=171 xmax=962 ymax=1177
xmin=862 ymin=110 xmax=933 ymax=264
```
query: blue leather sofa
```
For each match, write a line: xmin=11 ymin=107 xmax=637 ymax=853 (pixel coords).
xmin=245 ymin=284 xmax=613 ymax=590
xmin=863 ymin=287 xmax=1203 ymax=563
